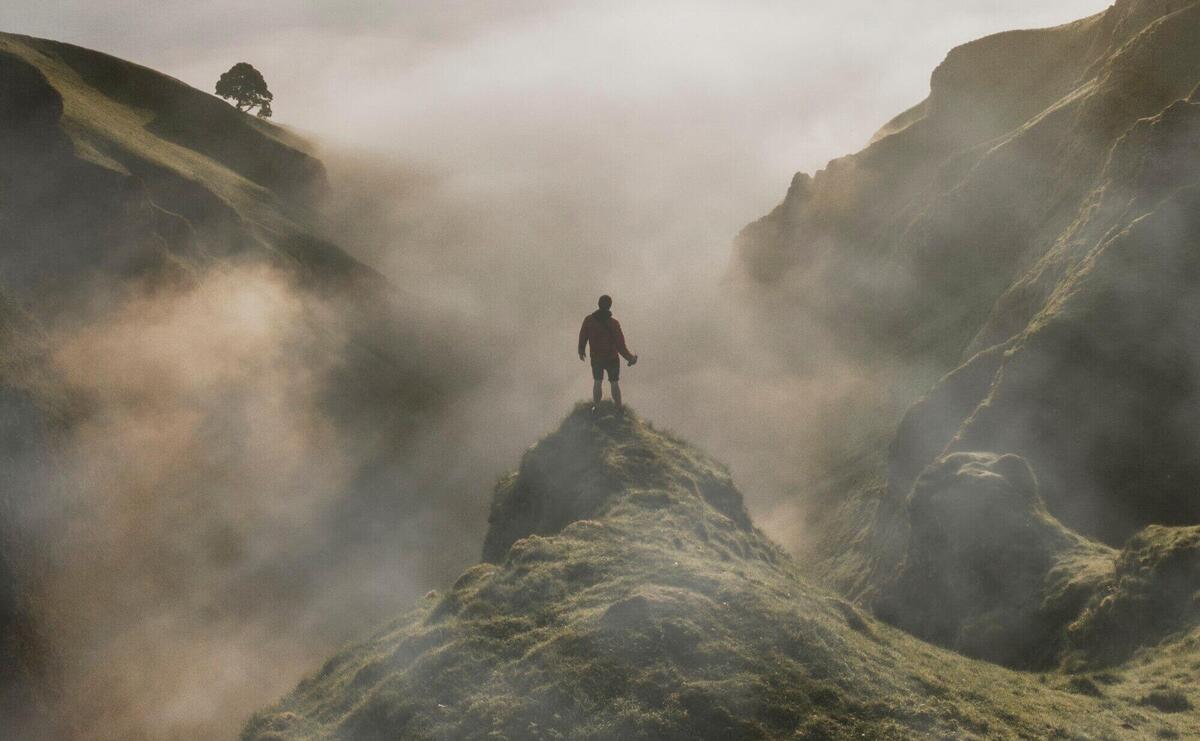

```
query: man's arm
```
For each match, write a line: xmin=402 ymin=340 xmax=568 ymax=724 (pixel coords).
xmin=578 ymin=318 xmax=589 ymax=360
xmin=613 ymin=320 xmax=635 ymax=362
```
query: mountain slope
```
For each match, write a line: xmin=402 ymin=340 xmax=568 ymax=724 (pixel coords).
xmin=737 ymin=0 xmax=1200 ymax=375
xmin=0 ymin=32 xmax=477 ymax=739
xmin=0 ymin=32 xmax=370 ymax=315
xmin=733 ymin=0 xmax=1200 ymax=671
xmin=245 ymin=406 xmax=1198 ymax=740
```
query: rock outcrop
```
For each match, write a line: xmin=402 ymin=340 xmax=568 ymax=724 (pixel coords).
xmin=739 ymin=0 xmax=1200 ymax=670
xmin=876 ymin=453 xmax=1111 ymax=667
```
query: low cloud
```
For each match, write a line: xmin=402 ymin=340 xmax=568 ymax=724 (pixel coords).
xmin=27 ymin=265 xmax=371 ymax=739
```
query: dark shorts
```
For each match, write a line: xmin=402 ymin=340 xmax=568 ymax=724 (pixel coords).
xmin=591 ymin=358 xmax=620 ymax=382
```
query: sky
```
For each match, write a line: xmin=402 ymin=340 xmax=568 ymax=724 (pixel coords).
xmin=6 ymin=1 xmax=1111 ymax=180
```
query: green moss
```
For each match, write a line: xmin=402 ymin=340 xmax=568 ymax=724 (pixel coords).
xmin=1068 ymin=525 xmax=1200 ymax=666
xmin=245 ymin=407 xmax=1195 ymax=740
xmin=875 ymin=452 xmax=1114 ymax=668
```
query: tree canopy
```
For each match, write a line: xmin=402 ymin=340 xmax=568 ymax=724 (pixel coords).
xmin=215 ymin=63 xmax=273 ymax=118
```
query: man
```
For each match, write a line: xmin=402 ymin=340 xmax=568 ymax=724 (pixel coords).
xmin=578 ymin=294 xmax=638 ymax=413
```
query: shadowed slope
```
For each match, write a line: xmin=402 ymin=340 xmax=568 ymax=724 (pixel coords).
xmin=482 ymin=403 xmax=751 ymax=563
xmin=0 ymin=32 xmax=476 ymax=739
xmin=738 ymin=0 xmax=1200 ymax=675
xmin=0 ymin=30 xmax=387 ymax=315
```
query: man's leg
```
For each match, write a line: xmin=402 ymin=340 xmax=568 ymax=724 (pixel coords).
xmin=611 ymin=380 xmax=622 ymax=411
xmin=593 ymin=378 xmax=603 ymax=405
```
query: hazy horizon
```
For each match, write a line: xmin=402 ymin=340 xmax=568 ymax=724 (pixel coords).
xmin=5 ymin=1 xmax=1110 ymax=178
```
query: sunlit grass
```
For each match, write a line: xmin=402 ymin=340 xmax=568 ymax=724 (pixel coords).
xmin=244 ymin=405 xmax=1198 ymax=740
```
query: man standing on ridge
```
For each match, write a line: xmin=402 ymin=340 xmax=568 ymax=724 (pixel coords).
xmin=578 ymin=294 xmax=638 ymax=414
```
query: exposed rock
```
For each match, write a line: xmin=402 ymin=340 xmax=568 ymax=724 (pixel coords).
xmin=876 ymin=452 xmax=1111 ymax=667
xmin=759 ymin=5 xmax=1200 ymax=651
xmin=948 ymin=186 xmax=1200 ymax=544
xmin=887 ymin=340 xmax=1013 ymax=499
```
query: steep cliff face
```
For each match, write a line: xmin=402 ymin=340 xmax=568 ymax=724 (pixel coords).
xmin=738 ymin=0 xmax=1200 ymax=370
xmin=739 ymin=0 xmax=1200 ymax=674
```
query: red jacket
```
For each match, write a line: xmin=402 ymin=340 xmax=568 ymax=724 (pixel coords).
xmin=578 ymin=311 xmax=634 ymax=362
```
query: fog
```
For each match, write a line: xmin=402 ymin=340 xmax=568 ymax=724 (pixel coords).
xmin=2 ymin=1 xmax=1118 ymax=738
xmin=24 ymin=267 xmax=350 ymax=738
xmin=249 ymin=0 xmax=1107 ymax=519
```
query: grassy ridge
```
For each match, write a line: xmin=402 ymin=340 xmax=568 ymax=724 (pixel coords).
xmin=0 ymin=31 xmax=383 ymax=288
xmin=244 ymin=406 xmax=1197 ymax=740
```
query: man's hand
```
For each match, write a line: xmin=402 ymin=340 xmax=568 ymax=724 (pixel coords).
xmin=628 ymin=354 xmax=639 ymax=367
xmin=579 ymin=352 xmax=586 ymax=362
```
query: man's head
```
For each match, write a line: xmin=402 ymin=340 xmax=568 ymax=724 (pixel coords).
xmin=598 ymin=295 xmax=612 ymax=310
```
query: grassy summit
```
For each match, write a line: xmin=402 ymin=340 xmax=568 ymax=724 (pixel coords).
xmin=244 ymin=405 xmax=1197 ymax=740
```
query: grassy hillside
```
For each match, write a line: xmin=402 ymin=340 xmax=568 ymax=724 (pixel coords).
xmin=242 ymin=3 xmax=1200 ymax=736
xmin=736 ymin=0 xmax=1200 ymax=372
xmin=245 ymin=406 xmax=1198 ymax=740
xmin=7 ymin=3 xmax=1200 ymax=736
xmin=0 ymin=28 xmax=461 ymax=425
xmin=733 ymin=0 xmax=1200 ymax=671
xmin=0 ymin=31 xmax=476 ymax=739
xmin=0 ymin=31 xmax=383 ymax=310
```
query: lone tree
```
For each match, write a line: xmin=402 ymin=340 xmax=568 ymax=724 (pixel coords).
xmin=215 ymin=63 xmax=273 ymax=118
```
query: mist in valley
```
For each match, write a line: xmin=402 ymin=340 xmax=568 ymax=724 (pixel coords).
xmin=294 ymin=0 xmax=1114 ymax=545
xmin=1 ymin=1 xmax=1139 ymax=738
